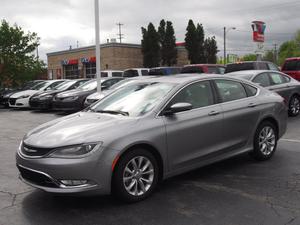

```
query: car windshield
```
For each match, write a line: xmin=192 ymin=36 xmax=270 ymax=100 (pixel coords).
xmin=78 ymin=80 xmax=98 ymax=91
xmin=31 ymin=82 xmax=48 ymax=90
xmin=109 ymin=79 xmax=138 ymax=91
xmin=225 ymin=63 xmax=255 ymax=73
xmin=90 ymin=82 xmax=176 ymax=117
xmin=229 ymin=73 xmax=253 ymax=80
xmin=54 ymin=80 xmax=76 ymax=90
xmin=181 ymin=66 xmax=204 ymax=74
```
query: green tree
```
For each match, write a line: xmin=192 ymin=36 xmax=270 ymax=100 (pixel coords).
xmin=0 ymin=20 xmax=44 ymax=87
xmin=241 ymin=54 xmax=257 ymax=61
xmin=263 ymin=50 xmax=276 ymax=63
xmin=185 ymin=19 xmax=199 ymax=64
xmin=203 ymin=36 xmax=218 ymax=63
xmin=196 ymin=23 xmax=205 ymax=63
xmin=278 ymin=40 xmax=300 ymax=65
xmin=158 ymin=20 xmax=177 ymax=66
xmin=141 ymin=23 xmax=161 ymax=67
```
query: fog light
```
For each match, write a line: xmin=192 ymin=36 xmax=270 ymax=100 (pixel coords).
xmin=60 ymin=180 xmax=88 ymax=186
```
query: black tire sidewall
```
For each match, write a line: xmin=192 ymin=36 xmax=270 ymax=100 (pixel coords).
xmin=112 ymin=149 xmax=159 ymax=202
xmin=289 ymin=95 xmax=300 ymax=117
xmin=253 ymin=121 xmax=278 ymax=161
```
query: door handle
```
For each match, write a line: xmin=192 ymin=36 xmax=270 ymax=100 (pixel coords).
xmin=248 ymin=103 xmax=257 ymax=108
xmin=208 ymin=111 xmax=220 ymax=116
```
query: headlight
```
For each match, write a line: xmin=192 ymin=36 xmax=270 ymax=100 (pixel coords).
xmin=18 ymin=95 xmax=30 ymax=99
xmin=64 ymin=96 xmax=79 ymax=101
xmin=40 ymin=95 xmax=53 ymax=100
xmin=48 ymin=142 xmax=102 ymax=158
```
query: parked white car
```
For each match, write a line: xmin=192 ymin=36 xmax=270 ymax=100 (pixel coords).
xmin=8 ymin=80 xmax=65 ymax=108
xmin=123 ymin=68 xmax=149 ymax=77
xmin=101 ymin=70 xmax=123 ymax=77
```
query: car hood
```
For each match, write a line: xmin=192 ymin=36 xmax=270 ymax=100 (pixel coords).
xmin=24 ymin=112 xmax=138 ymax=148
xmin=86 ymin=90 xmax=110 ymax=100
xmin=57 ymin=89 xmax=93 ymax=98
xmin=10 ymin=90 xmax=39 ymax=98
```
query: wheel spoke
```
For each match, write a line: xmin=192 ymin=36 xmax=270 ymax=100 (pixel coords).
xmin=138 ymin=179 xmax=146 ymax=193
xmin=142 ymin=161 xmax=150 ymax=172
xmin=142 ymin=169 xmax=154 ymax=175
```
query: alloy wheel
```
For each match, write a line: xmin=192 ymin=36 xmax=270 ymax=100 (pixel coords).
xmin=123 ymin=156 xmax=154 ymax=196
xmin=258 ymin=126 xmax=276 ymax=156
xmin=290 ymin=97 xmax=300 ymax=116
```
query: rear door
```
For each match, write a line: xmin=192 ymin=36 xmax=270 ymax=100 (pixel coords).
xmin=268 ymin=72 xmax=293 ymax=101
xmin=213 ymin=79 xmax=261 ymax=151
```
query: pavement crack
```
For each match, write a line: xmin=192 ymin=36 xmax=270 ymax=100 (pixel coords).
xmin=285 ymin=217 xmax=296 ymax=225
xmin=0 ymin=189 xmax=33 ymax=211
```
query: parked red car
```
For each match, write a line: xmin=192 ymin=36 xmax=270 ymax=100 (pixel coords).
xmin=181 ymin=64 xmax=225 ymax=74
xmin=281 ymin=57 xmax=300 ymax=81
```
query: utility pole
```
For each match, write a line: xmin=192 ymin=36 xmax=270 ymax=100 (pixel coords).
xmin=36 ymin=46 xmax=39 ymax=61
xmin=116 ymin=22 xmax=124 ymax=43
xmin=223 ymin=27 xmax=226 ymax=65
xmin=95 ymin=0 xmax=101 ymax=93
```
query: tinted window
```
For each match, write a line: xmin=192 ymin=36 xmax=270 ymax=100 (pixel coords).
xmin=215 ymin=80 xmax=247 ymax=102
xmin=219 ymin=67 xmax=225 ymax=74
xmin=225 ymin=63 xmax=255 ymax=73
xmin=258 ymin=62 xmax=269 ymax=70
xmin=169 ymin=81 xmax=214 ymax=109
xmin=101 ymin=72 xmax=108 ymax=77
xmin=123 ymin=70 xmax=139 ymax=77
xmin=268 ymin=62 xmax=279 ymax=71
xmin=207 ymin=67 xmax=218 ymax=74
xmin=112 ymin=72 xmax=123 ymax=77
xmin=282 ymin=60 xmax=300 ymax=71
xmin=244 ymin=84 xmax=257 ymax=97
xmin=269 ymin=73 xmax=284 ymax=85
xmin=181 ymin=66 xmax=204 ymax=74
xmin=149 ymin=68 xmax=165 ymax=75
xmin=252 ymin=73 xmax=271 ymax=87
xmin=141 ymin=70 xmax=149 ymax=75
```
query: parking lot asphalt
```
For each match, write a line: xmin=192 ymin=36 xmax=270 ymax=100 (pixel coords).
xmin=0 ymin=107 xmax=300 ymax=225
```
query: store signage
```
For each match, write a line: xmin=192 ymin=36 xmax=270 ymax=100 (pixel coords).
xmin=251 ymin=21 xmax=266 ymax=42
xmin=61 ymin=59 xmax=78 ymax=65
xmin=80 ymin=57 xmax=96 ymax=63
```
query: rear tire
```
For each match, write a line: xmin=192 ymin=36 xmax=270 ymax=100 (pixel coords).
xmin=288 ymin=95 xmax=300 ymax=117
xmin=251 ymin=121 xmax=278 ymax=161
xmin=112 ymin=149 xmax=159 ymax=203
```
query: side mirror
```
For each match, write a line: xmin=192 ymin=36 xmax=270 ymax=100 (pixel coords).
xmin=163 ymin=102 xmax=193 ymax=116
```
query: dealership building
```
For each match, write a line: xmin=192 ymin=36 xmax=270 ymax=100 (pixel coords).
xmin=47 ymin=42 xmax=189 ymax=80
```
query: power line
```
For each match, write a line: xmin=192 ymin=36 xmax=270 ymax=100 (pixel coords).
xmin=116 ymin=22 xmax=124 ymax=43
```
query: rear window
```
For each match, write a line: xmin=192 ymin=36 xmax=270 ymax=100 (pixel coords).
xmin=207 ymin=67 xmax=219 ymax=74
xmin=141 ymin=70 xmax=149 ymax=76
xmin=112 ymin=72 xmax=123 ymax=77
xmin=149 ymin=69 xmax=165 ymax=75
xmin=225 ymin=63 xmax=255 ymax=73
xmin=123 ymin=70 xmax=139 ymax=77
xmin=181 ymin=66 xmax=204 ymax=74
xmin=282 ymin=60 xmax=300 ymax=71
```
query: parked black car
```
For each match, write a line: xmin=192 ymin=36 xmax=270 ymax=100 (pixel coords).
xmin=29 ymin=79 xmax=89 ymax=110
xmin=52 ymin=77 xmax=123 ymax=111
xmin=0 ymin=80 xmax=44 ymax=107
xmin=225 ymin=61 xmax=279 ymax=73
xmin=149 ymin=67 xmax=181 ymax=75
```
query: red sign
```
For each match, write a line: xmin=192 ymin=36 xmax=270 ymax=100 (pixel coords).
xmin=251 ymin=21 xmax=266 ymax=43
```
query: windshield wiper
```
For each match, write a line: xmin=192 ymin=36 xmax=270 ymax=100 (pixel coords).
xmin=94 ymin=110 xmax=129 ymax=116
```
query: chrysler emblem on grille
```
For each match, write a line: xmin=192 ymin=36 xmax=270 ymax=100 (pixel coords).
xmin=23 ymin=147 xmax=37 ymax=153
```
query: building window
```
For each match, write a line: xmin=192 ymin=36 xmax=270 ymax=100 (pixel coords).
xmin=86 ymin=63 xmax=96 ymax=78
xmin=64 ymin=65 xmax=79 ymax=79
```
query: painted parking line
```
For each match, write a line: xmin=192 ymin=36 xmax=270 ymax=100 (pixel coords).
xmin=280 ymin=139 xmax=300 ymax=144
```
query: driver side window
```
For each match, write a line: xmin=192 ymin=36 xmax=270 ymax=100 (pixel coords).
xmin=169 ymin=81 xmax=214 ymax=109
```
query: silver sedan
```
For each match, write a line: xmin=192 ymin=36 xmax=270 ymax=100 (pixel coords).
xmin=16 ymin=74 xmax=287 ymax=202
xmin=227 ymin=70 xmax=300 ymax=117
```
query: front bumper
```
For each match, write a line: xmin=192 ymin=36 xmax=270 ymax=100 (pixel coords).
xmin=9 ymin=97 xmax=30 ymax=108
xmin=29 ymin=98 xmax=52 ymax=110
xmin=52 ymin=98 xmax=84 ymax=111
xmin=16 ymin=146 xmax=118 ymax=195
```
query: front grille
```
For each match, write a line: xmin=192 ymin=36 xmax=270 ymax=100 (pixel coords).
xmin=21 ymin=143 xmax=54 ymax=158
xmin=18 ymin=165 xmax=58 ymax=188
xmin=9 ymin=98 xmax=16 ymax=105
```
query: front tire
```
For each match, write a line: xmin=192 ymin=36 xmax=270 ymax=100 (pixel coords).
xmin=288 ymin=95 xmax=300 ymax=117
xmin=251 ymin=121 xmax=278 ymax=161
xmin=112 ymin=149 xmax=159 ymax=202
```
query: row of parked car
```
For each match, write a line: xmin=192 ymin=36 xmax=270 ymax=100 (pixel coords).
xmin=1 ymin=59 xmax=300 ymax=117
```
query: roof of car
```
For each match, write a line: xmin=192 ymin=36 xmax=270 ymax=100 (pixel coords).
xmin=184 ymin=64 xmax=224 ymax=67
xmin=227 ymin=70 xmax=281 ymax=76
xmin=284 ymin=57 xmax=300 ymax=61
xmin=134 ymin=73 xmax=230 ymax=84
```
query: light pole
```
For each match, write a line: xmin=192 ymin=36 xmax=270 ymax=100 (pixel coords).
xmin=223 ymin=27 xmax=236 ymax=65
xmin=94 ymin=0 xmax=101 ymax=93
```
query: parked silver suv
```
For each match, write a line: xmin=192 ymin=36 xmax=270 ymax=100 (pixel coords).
xmin=16 ymin=74 xmax=287 ymax=202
